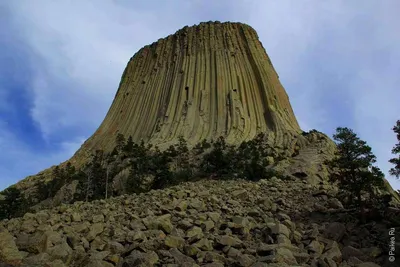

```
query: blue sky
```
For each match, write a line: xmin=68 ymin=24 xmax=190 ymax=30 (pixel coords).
xmin=0 ymin=0 xmax=399 ymax=191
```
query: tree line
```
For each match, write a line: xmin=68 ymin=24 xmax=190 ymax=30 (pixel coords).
xmin=1 ymin=120 xmax=399 ymax=220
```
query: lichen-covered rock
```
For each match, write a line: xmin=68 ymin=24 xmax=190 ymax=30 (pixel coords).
xmin=0 ymin=231 xmax=23 ymax=265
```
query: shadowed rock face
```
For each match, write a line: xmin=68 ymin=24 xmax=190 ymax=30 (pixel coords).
xmin=72 ymin=21 xmax=301 ymax=164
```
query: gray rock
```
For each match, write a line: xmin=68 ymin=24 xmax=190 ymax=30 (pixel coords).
xmin=71 ymin=212 xmax=82 ymax=222
xmin=0 ymin=231 xmax=23 ymax=265
xmin=46 ymin=242 xmax=72 ymax=261
xmin=194 ymin=238 xmax=213 ymax=251
xmin=322 ymin=241 xmax=342 ymax=262
xmin=324 ymin=222 xmax=346 ymax=242
xmin=123 ymin=250 xmax=159 ymax=266
xmin=86 ymin=223 xmax=105 ymax=241
xmin=328 ymin=198 xmax=344 ymax=209
xmin=85 ymin=259 xmax=114 ymax=267
xmin=170 ymin=247 xmax=196 ymax=264
xmin=293 ymin=252 xmax=310 ymax=264
xmin=92 ymin=214 xmax=105 ymax=223
xmin=165 ymin=235 xmax=185 ymax=249
xmin=53 ymin=180 xmax=79 ymax=206
xmin=275 ymin=247 xmax=298 ymax=265
xmin=186 ymin=226 xmax=203 ymax=241
xmin=232 ymin=189 xmax=248 ymax=200
xmin=22 ymin=252 xmax=52 ymax=266
xmin=342 ymin=246 xmax=365 ymax=261
xmin=203 ymin=251 xmax=226 ymax=263
xmin=217 ymin=235 xmax=242 ymax=247
xmin=306 ymin=240 xmax=324 ymax=255
xmin=207 ymin=212 xmax=221 ymax=223
xmin=105 ymin=241 xmax=125 ymax=254
xmin=15 ymin=232 xmax=46 ymax=254
xmin=270 ymin=223 xmax=291 ymax=238
xmin=355 ymin=262 xmax=380 ymax=267
xmin=236 ymin=253 xmax=255 ymax=267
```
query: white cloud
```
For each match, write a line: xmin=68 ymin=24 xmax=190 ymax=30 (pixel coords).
xmin=248 ymin=0 xmax=400 ymax=189
xmin=2 ymin=0 xmax=399 ymax=191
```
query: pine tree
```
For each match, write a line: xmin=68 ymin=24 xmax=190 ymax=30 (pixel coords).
xmin=389 ymin=120 xmax=400 ymax=178
xmin=327 ymin=127 xmax=385 ymax=211
xmin=0 ymin=187 xmax=27 ymax=219
xmin=126 ymin=140 xmax=150 ymax=194
xmin=104 ymin=153 xmax=114 ymax=199
xmin=174 ymin=136 xmax=192 ymax=181
xmin=150 ymin=147 xmax=173 ymax=189
xmin=200 ymin=136 xmax=232 ymax=177
xmin=115 ymin=133 xmax=126 ymax=153
xmin=83 ymin=150 xmax=107 ymax=201
xmin=65 ymin=162 xmax=76 ymax=178
xmin=124 ymin=136 xmax=135 ymax=155
xmin=84 ymin=163 xmax=94 ymax=202
xmin=41 ymin=166 xmax=67 ymax=199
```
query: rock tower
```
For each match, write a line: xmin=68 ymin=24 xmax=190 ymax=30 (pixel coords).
xmin=72 ymin=21 xmax=301 ymax=164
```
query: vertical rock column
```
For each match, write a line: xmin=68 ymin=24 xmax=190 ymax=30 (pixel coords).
xmin=72 ymin=21 xmax=301 ymax=165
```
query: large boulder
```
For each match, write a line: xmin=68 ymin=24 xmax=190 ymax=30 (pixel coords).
xmin=53 ymin=180 xmax=79 ymax=206
xmin=0 ymin=231 xmax=23 ymax=265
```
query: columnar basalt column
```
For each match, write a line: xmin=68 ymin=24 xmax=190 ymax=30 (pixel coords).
xmin=71 ymin=21 xmax=301 ymax=165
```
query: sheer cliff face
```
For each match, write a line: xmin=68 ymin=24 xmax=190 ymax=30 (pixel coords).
xmin=73 ymin=22 xmax=301 ymax=163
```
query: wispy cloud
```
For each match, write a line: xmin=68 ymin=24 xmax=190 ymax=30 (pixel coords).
xmin=1 ymin=0 xmax=399 ymax=190
xmin=249 ymin=0 xmax=400 ymax=189
xmin=0 ymin=119 xmax=85 ymax=190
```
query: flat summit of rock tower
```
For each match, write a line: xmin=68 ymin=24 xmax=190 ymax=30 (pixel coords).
xmin=73 ymin=21 xmax=301 ymax=163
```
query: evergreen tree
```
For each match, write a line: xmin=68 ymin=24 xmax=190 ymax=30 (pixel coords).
xmin=37 ymin=166 xmax=68 ymax=200
xmin=233 ymin=137 xmax=272 ymax=181
xmin=0 ymin=187 xmax=27 ymax=219
xmin=72 ymin=170 xmax=89 ymax=201
xmin=193 ymin=139 xmax=212 ymax=155
xmin=104 ymin=153 xmax=114 ymax=199
xmin=124 ymin=136 xmax=135 ymax=155
xmin=173 ymin=136 xmax=193 ymax=181
xmin=83 ymin=150 xmax=107 ymax=201
xmin=126 ymin=140 xmax=150 ymax=194
xmin=150 ymin=147 xmax=173 ymax=189
xmin=115 ymin=133 xmax=126 ymax=153
xmin=200 ymin=136 xmax=233 ymax=177
xmin=91 ymin=150 xmax=107 ymax=199
xmin=165 ymin=144 xmax=178 ymax=158
xmin=65 ymin=162 xmax=76 ymax=178
xmin=327 ymin=127 xmax=385 ymax=210
xmin=389 ymin=120 xmax=400 ymax=178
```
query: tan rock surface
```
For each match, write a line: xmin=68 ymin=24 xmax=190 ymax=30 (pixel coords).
xmin=72 ymin=21 xmax=301 ymax=165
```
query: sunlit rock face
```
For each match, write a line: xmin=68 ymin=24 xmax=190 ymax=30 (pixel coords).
xmin=71 ymin=21 xmax=301 ymax=164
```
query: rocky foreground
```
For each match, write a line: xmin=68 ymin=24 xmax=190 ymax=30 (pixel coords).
xmin=0 ymin=177 xmax=398 ymax=267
